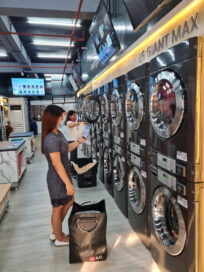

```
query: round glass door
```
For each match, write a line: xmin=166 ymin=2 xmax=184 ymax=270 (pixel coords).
xmin=149 ymin=71 xmax=185 ymax=138
xmin=101 ymin=94 xmax=109 ymax=124
xmin=82 ymin=96 xmax=100 ymax=123
xmin=104 ymin=148 xmax=111 ymax=177
xmin=128 ymin=166 xmax=146 ymax=214
xmin=126 ymin=82 xmax=144 ymax=131
xmin=113 ymin=154 xmax=125 ymax=191
xmin=152 ymin=186 xmax=186 ymax=256
xmin=111 ymin=89 xmax=122 ymax=127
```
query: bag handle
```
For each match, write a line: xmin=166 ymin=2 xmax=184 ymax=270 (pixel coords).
xmin=77 ymin=217 xmax=98 ymax=233
xmin=81 ymin=201 xmax=97 ymax=206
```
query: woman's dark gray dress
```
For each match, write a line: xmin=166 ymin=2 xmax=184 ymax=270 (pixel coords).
xmin=44 ymin=131 xmax=73 ymax=207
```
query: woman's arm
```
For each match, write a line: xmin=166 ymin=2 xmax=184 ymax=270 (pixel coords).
xmin=68 ymin=122 xmax=83 ymax=128
xmin=50 ymin=152 xmax=75 ymax=195
xmin=68 ymin=136 xmax=86 ymax=152
xmin=68 ymin=141 xmax=80 ymax=152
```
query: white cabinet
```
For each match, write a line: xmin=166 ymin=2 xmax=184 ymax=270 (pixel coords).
xmin=9 ymin=98 xmax=29 ymax=133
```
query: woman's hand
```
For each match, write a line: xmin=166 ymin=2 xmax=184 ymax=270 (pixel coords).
xmin=66 ymin=183 xmax=75 ymax=196
xmin=78 ymin=134 xmax=87 ymax=144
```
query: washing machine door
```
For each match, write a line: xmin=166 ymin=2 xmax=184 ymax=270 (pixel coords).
xmin=125 ymin=82 xmax=144 ymax=131
xmin=101 ymin=94 xmax=109 ymax=124
xmin=128 ymin=166 xmax=146 ymax=214
xmin=113 ymin=154 xmax=125 ymax=191
xmin=104 ymin=148 xmax=112 ymax=177
xmin=82 ymin=96 xmax=100 ymax=123
xmin=111 ymin=89 xmax=122 ymax=127
xmin=152 ymin=186 xmax=186 ymax=256
xmin=149 ymin=70 xmax=185 ymax=138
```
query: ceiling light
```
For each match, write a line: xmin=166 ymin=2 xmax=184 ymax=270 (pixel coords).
xmin=82 ymin=73 xmax=88 ymax=79
xmin=0 ymin=52 xmax=7 ymax=57
xmin=44 ymin=74 xmax=63 ymax=77
xmin=81 ymin=47 xmax=87 ymax=50
xmin=27 ymin=18 xmax=81 ymax=27
xmin=87 ymin=55 xmax=99 ymax=60
xmin=32 ymin=40 xmax=74 ymax=47
xmin=37 ymin=53 xmax=71 ymax=59
xmin=45 ymin=78 xmax=51 ymax=81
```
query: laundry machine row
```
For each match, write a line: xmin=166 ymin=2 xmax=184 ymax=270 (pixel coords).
xmin=148 ymin=37 xmax=204 ymax=272
xmin=78 ymin=37 xmax=204 ymax=272
xmin=110 ymin=76 xmax=129 ymax=216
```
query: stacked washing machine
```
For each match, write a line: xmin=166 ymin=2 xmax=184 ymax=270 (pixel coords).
xmin=89 ymin=92 xmax=98 ymax=162
xmin=102 ymin=83 xmax=114 ymax=197
xmin=125 ymin=63 xmax=151 ymax=248
xmin=81 ymin=94 xmax=100 ymax=159
xmin=110 ymin=76 xmax=127 ymax=217
xmin=95 ymin=87 xmax=104 ymax=183
xmin=149 ymin=37 xmax=204 ymax=272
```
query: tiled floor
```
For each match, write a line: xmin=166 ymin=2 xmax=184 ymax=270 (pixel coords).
xmin=0 ymin=139 xmax=160 ymax=272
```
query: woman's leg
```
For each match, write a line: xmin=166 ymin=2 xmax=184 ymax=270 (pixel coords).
xmin=61 ymin=197 xmax=74 ymax=222
xmin=51 ymin=206 xmax=68 ymax=242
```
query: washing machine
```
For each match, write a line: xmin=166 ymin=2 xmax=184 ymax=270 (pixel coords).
xmin=110 ymin=75 xmax=126 ymax=147
xmin=102 ymin=83 xmax=112 ymax=140
xmin=125 ymin=63 xmax=150 ymax=159
xmin=76 ymin=95 xmax=84 ymax=121
xmin=101 ymin=83 xmax=113 ymax=196
xmin=93 ymin=87 xmax=104 ymax=183
xmin=149 ymin=37 xmax=203 ymax=182
xmin=81 ymin=95 xmax=101 ymax=159
xmin=127 ymin=151 xmax=151 ymax=248
xmin=90 ymin=123 xmax=98 ymax=161
xmin=150 ymin=164 xmax=204 ymax=272
xmin=103 ymin=136 xmax=113 ymax=196
xmin=112 ymin=143 xmax=127 ymax=217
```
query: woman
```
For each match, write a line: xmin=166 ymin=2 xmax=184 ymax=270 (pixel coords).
xmin=41 ymin=105 xmax=86 ymax=247
xmin=64 ymin=110 xmax=84 ymax=163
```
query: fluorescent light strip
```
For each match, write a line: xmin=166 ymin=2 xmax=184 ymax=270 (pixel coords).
xmin=45 ymin=78 xmax=51 ymax=81
xmin=27 ymin=19 xmax=81 ymax=27
xmin=0 ymin=52 xmax=7 ymax=57
xmin=33 ymin=40 xmax=74 ymax=47
xmin=37 ymin=53 xmax=71 ymax=59
xmin=44 ymin=74 xmax=63 ymax=77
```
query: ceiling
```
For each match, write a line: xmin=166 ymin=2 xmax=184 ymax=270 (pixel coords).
xmin=0 ymin=0 xmax=100 ymax=81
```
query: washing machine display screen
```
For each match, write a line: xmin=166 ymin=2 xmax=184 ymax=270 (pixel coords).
xmin=150 ymin=71 xmax=185 ymax=138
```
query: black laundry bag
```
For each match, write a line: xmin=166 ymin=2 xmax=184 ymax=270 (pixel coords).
xmin=72 ymin=158 xmax=98 ymax=188
xmin=68 ymin=200 xmax=107 ymax=263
